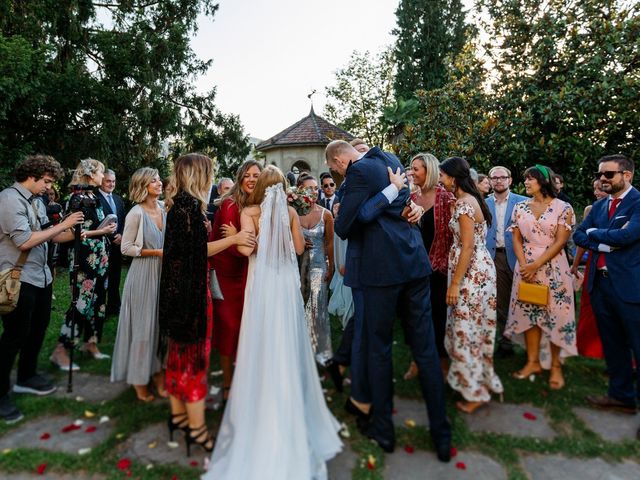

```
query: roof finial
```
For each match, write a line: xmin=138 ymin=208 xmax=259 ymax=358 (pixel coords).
xmin=307 ymin=89 xmax=317 ymax=114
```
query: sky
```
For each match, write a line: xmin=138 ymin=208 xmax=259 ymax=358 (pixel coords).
xmin=191 ymin=0 xmax=401 ymax=140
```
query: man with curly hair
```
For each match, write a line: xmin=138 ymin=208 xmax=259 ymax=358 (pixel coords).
xmin=0 ymin=155 xmax=84 ymax=423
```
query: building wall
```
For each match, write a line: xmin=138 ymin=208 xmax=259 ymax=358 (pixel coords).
xmin=264 ymin=145 xmax=328 ymax=179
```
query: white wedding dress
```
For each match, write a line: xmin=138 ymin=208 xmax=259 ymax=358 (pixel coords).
xmin=204 ymin=184 xmax=342 ymax=480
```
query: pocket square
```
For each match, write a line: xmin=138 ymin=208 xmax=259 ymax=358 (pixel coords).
xmin=614 ymin=215 xmax=627 ymax=220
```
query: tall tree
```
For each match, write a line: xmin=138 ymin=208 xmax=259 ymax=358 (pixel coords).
xmin=324 ymin=48 xmax=395 ymax=148
xmin=0 ymin=0 xmax=249 ymax=188
xmin=392 ymin=0 xmax=467 ymax=100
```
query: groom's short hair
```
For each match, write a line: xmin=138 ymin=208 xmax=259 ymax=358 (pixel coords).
xmin=325 ymin=140 xmax=353 ymax=164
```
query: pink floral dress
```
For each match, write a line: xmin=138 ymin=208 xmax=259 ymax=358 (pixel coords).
xmin=445 ymin=202 xmax=503 ymax=402
xmin=505 ymin=198 xmax=577 ymax=368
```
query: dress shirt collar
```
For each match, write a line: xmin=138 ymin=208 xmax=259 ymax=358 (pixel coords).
xmin=609 ymin=185 xmax=632 ymax=202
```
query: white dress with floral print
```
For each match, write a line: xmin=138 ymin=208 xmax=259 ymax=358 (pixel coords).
xmin=445 ymin=201 xmax=503 ymax=402
xmin=505 ymin=198 xmax=577 ymax=368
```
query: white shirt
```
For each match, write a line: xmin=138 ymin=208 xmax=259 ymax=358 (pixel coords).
xmin=494 ymin=192 xmax=511 ymax=248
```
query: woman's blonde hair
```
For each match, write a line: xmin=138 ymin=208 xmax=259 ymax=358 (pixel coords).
xmin=411 ymin=153 xmax=440 ymax=190
xmin=248 ymin=165 xmax=287 ymax=206
xmin=129 ymin=167 xmax=160 ymax=203
xmin=218 ymin=160 xmax=263 ymax=210
xmin=165 ymin=153 xmax=213 ymax=212
xmin=69 ymin=158 xmax=105 ymax=186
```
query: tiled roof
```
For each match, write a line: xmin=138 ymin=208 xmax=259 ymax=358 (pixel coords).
xmin=256 ymin=107 xmax=354 ymax=151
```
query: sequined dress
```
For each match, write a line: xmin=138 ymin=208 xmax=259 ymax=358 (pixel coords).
xmin=301 ymin=213 xmax=332 ymax=365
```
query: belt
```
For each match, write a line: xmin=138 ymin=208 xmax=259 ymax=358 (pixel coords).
xmin=597 ymin=269 xmax=609 ymax=278
xmin=495 ymin=247 xmax=506 ymax=252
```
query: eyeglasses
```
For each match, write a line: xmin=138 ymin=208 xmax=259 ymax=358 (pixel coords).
xmin=322 ymin=182 xmax=335 ymax=188
xmin=489 ymin=176 xmax=509 ymax=181
xmin=594 ymin=170 xmax=624 ymax=179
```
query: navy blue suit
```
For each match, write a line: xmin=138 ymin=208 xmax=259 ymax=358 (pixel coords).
xmin=335 ymin=147 xmax=451 ymax=448
xmin=574 ymin=187 xmax=640 ymax=404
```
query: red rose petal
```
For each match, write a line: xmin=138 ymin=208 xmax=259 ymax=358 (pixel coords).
xmin=61 ymin=424 xmax=82 ymax=433
xmin=117 ymin=458 xmax=132 ymax=471
xmin=523 ymin=412 xmax=537 ymax=421
xmin=392 ymin=408 xmax=398 ymax=415
xmin=85 ymin=425 xmax=97 ymax=433
xmin=404 ymin=445 xmax=414 ymax=454
xmin=190 ymin=460 xmax=199 ymax=467
xmin=455 ymin=461 xmax=467 ymax=470
xmin=36 ymin=463 xmax=47 ymax=475
xmin=40 ymin=432 xmax=51 ymax=440
xmin=171 ymin=476 xmax=179 ymax=480
xmin=450 ymin=446 xmax=458 ymax=457
xmin=366 ymin=461 xmax=375 ymax=470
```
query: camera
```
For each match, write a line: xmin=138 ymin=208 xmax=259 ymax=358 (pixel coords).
xmin=69 ymin=184 xmax=97 ymax=212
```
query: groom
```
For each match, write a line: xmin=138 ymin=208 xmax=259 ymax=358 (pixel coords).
xmin=326 ymin=140 xmax=451 ymax=460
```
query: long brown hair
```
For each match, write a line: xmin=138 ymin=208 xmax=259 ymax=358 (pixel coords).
xmin=165 ymin=153 xmax=213 ymax=212
xmin=218 ymin=160 xmax=263 ymax=210
xmin=248 ymin=165 xmax=287 ymax=206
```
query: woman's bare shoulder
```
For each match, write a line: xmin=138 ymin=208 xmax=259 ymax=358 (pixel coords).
xmin=242 ymin=205 xmax=261 ymax=217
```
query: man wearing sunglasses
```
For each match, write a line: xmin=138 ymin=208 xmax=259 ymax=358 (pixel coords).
xmin=574 ymin=154 xmax=640 ymax=429
xmin=319 ymin=177 xmax=337 ymax=216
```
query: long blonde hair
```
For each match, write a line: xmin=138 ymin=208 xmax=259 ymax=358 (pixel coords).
xmin=165 ymin=153 xmax=213 ymax=212
xmin=248 ymin=165 xmax=287 ymax=206
xmin=69 ymin=158 xmax=105 ymax=186
xmin=218 ymin=160 xmax=263 ymax=210
xmin=129 ymin=167 xmax=159 ymax=203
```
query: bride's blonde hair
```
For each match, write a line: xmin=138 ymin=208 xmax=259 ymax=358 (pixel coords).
xmin=248 ymin=165 xmax=287 ymax=205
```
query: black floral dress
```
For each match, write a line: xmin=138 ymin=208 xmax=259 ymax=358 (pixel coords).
xmin=59 ymin=196 xmax=110 ymax=348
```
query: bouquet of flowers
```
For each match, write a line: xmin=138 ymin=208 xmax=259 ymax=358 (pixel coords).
xmin=287 ymin=186 xmax=314 ymax=216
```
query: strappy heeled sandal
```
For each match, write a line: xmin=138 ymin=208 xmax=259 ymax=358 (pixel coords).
xmin=186 ymin=424 xmax=215 ymax=456
xmin=167 ymin=412 xmax=189 ymax=441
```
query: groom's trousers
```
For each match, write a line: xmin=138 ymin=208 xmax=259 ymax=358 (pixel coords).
xmin=364 ymin=275 xmax=451 ymax=445
xmin=348 ymin=288 xmax=371 ymax=403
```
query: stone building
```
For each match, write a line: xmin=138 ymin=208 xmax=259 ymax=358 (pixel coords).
xmin=255 ymin=107 xmax=354 ymax=180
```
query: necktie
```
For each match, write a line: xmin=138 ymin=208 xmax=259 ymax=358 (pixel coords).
xmin=107 ymin=193 xmax=116 ymax=213
xmin=596 ymin=197 xmax=621 ymax=269
xmin=326 ymin=197 xmax=332 ymax=212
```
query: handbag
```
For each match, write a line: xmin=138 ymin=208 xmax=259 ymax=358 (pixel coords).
xmin=0 ymin=250 xmax=30 ymax=315
xmin=517 ymin=281 xmax=549 ymax=306
xmin=209 ymin=268 xmax=224 ymax=300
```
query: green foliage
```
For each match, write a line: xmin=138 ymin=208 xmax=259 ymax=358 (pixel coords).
xmin=0 ymin=0 xmax=249 ymax=190
xmin=392 ymin=0 xmax=467 ymax=100
xmin=324 ymin=48 xmax=395 ymax=149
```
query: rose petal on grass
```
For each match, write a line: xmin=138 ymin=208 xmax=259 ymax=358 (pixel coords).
xmin=117 ymin=458 xmax=132 ymax=471
xmin=366 ymin=454 xmax=376 ymax=470
xmin=455 ymin=461 xmax=467 ymax=470
xmin=167 ymin=441 xmax=179 ymax=449
xmin=523 ymin=412 xmax=537 ymax=421
xmin=78 ymin=447 xmax=92 ymax=455
xmin=125 ymin=470 xmax=132 ymax=477
xmin=84 ymin=410 xmax=96 ymax=418
xmin=99 ymin=416 xmax=110 ymax=424
xmin=450 ymin=446 xmax=458 ymax=457
xmin=146 ymin=464 xmax=154 ymax=470
xmin=75 ymin=396 xmax=84 ymax=402
xmin=40 ymin=432 xmax=51 ymax=440
xmin=404 ymin=445 xmax=414 ymax=454
xmin=190 ymin=460 xmax=199 ymax=467
xmin=115 ymin=433 xmax=126 ymax=439
xmin=36 ymin=463 xmax=47 ymax=475
xmin=404 ymin=419 xmax=416 ymax=428
xmin=147 ymin=441 xmax=157 ymax=449
xmin=61 ymin=424 xmax=82 ymax=433
xmin=73 ymin=419 xmax=84 ymax=426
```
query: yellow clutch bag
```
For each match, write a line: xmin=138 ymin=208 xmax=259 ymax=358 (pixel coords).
xmin=517 ymin=282 xmax=549 ymax=306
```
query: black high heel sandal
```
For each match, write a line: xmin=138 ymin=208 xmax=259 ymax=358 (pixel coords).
xmin=222 ymin=386 xmax=231 ymax=408
xmin=186 ymin=424 xmax=215 ymax=456
xmin=167 ymin=412 xmax=189 ymax=441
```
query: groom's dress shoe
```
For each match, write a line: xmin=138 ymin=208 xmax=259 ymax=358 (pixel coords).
xmin=585 ymin=395 xmax=636 ymax=415
xmin=435 ymin=441 xmax=451 ymax=463
xmin=363 ymin=427 xmax=395 ymax=453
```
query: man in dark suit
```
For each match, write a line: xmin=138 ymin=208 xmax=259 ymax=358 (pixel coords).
xmin=318 ymin=175 xmax=337 ymax=216
xmin=326 ymin=140 xmax=451 ymax=460
xmin=485 ymin=166 xmax=527 ymax=357
xmin=574 ymin=154 xmax=640 ymax=429
xmin=97 ymin=169 xmax=126 ymax=316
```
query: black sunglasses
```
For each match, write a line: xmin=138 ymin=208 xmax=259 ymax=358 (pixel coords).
xmin=323 ymin=182 xmax=335 ymax=188
xmin=594 ymin=170 xmax=624 ymax=180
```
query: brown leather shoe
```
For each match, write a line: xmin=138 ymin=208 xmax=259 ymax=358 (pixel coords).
xmin=585 ymin=395 xmax=637 ymax=415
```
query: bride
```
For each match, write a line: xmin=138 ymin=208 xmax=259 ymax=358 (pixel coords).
xmin=204 ymin=166 xmax=342 ymax=479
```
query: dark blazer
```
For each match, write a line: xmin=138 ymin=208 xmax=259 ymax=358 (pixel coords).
xmin=486 ymin=192 xmax=528 ymax=271
xmin=319 ymin=195 xmax=337 ymax=216
xmin=573 ymin=187 xmax=640 ymax=303
xmin=97 ymin=190 xmax=126 ymax=236
xmin=335 ymin=147 xmax=431 ymax=287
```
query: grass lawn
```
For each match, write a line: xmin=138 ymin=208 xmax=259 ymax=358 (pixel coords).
xmin=1 ymin=267 xmax=639 ymax=479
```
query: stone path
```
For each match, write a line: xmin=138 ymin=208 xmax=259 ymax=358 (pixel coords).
xmin=521 ymin=453 xmax=640 ymax=480
xmin=52 ymin=372 xmax=128 ymax=403
xmin=328 ymin=445 xmax=359 ymax=480
xmin=573 ymin=407 xmax=639 ymax=442
xmin=0 ymin=415 xmax=113 ymax=454
xmin=462 ymin=402 xmax=557 ymax=439
xmin=384 ymin=450 xmax=507 ymax=480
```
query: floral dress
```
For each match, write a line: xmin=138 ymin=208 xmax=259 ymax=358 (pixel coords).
xmin=505 ymin=198 xmax=577 ymax=368
xmin=445 ymin=202 xmax=503 ymax=402
xmin=59 ymin=197 xmax=109 ymax=348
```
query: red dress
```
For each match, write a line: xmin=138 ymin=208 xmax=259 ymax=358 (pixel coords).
xmin=210 ymin=199 xmax=248 ymax=357
xmin=576 ymin=253 xmax=604 ymax=359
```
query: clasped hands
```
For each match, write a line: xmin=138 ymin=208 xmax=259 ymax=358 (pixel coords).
xmin=519 ymin=261 xmax=541 ymax=282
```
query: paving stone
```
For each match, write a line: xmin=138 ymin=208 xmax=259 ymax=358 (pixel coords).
xmin=53 ymin=373 xmax=128 ymax=403
xmin=384 ymin=449 xmax=507 ymax=480
xmin=0 ymin=415 xmax=113 ymax=454
xmin=1 ymin=473 xmax=105 ymax=480
xmin=462 ymin=402 xmax=557 ymax=439
xmin=573 ymin=407 xmax=640 ymax=442
xmin=521 ymin=453 xmax=640 ymax=480
xmin=328 ymin=444 xmax=358 ymax=480
xmin=393 ymin=396 xmax=430 ymax=430
xmin=117 ymin=422 xmax=211 ymax=470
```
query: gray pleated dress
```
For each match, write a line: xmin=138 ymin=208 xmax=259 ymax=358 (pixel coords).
xmin=110 ymin=206 xmax=165 ymax=385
